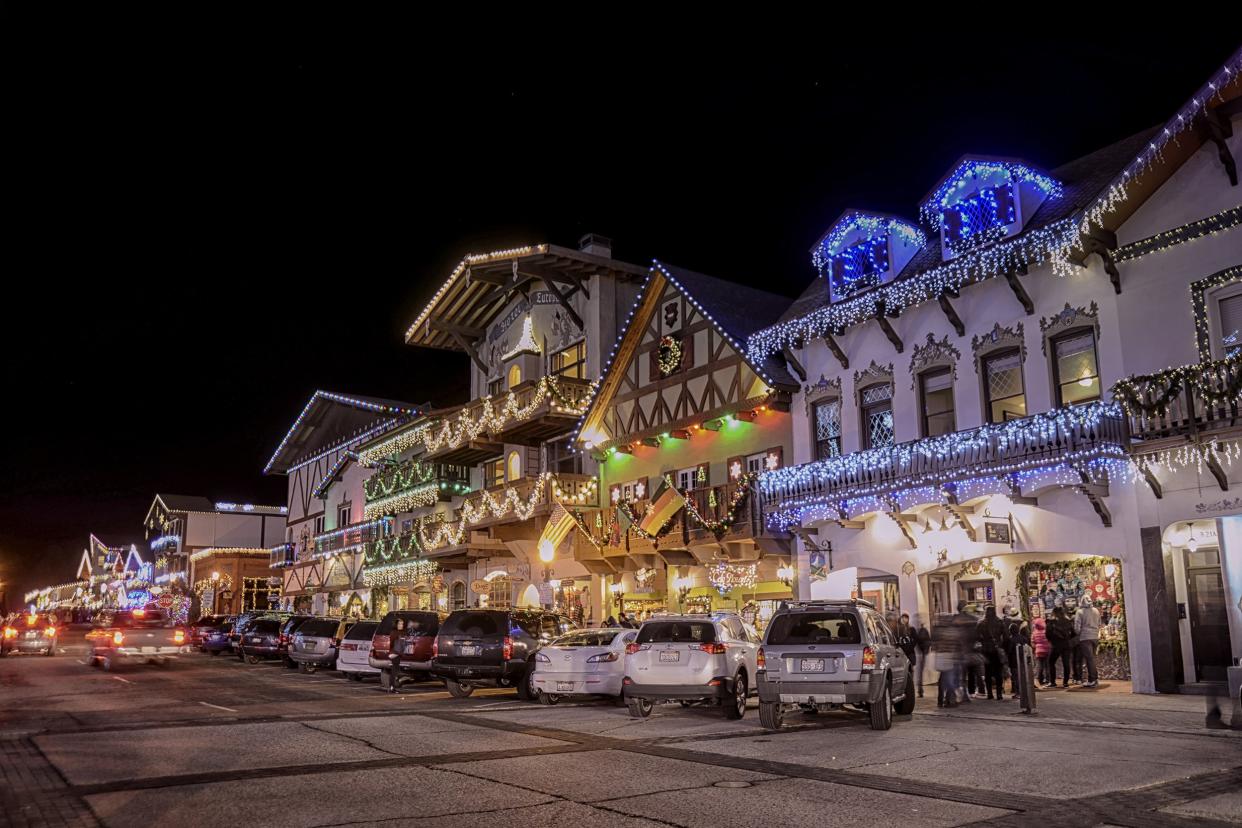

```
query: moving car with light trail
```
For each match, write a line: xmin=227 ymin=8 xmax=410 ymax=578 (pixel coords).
xmin=755 ymin=598 xmax=914 ymax=731
xmin=622 ymin=613 xmax=760 ymax=719
xmin=532 ymin=627 xmax=637 ymax=704
xmin=87 ymin=608 xmax=189 ymax=670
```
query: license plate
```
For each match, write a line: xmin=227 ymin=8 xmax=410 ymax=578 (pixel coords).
xmin=659 ymin=650 xmax=680 ymax=663
xmin=251 ymin=637 xmax=262 ymax=643
xmin=557 ymin=681 xmax=574 ymax=692
xmin=142 ymin=646 xmax=156 ymax=654
xmin=341 ymin=643 xmax=356 ymax=651
xmin=800 ymin=658 xmax=826 ymax=673
xmin=459 ymin=645 xmax=479 ymax=656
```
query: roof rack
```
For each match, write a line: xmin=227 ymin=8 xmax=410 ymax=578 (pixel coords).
xmin=781 ymin=598 xmax=875 ymax=610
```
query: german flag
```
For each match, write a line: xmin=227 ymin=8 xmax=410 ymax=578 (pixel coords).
xmin=638 ymin=478 xmax=685 ymax=535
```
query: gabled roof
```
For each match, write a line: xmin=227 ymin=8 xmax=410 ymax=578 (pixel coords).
xmin=574 ymin=261 xmax=798 ymax=447
xmin=264 ymin=391 xmax=421 ymax=474
xmin=810 ymin=210 xmax=927 ymax=273
xmin=918 ymin=155 xmax=1062 ymax=224
xmin=76 ymin=549 xmax=93 ymax=580
xmin=404 ymin=244 xmax=648 ymax=349
xmin=123 ymin=546 xmax=145 ymax=574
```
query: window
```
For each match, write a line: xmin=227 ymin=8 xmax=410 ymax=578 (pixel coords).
xmin=484 ymin=459 xmax=505 ymax=489
xmin=487 ymin=576 xmax=511 ymax=610
xmin=314 ymin=515 xmax=325 ymax=535
xmin=450 ymin=581 xmax=467 ymax=611
xmin=919 ymin=368 xmax=955 ymax=437
xmin=829 ymin=236 xmax=889 ymax=301
xmin=506 ymin=450 xmax=522 ymax=481
xmin=1218 ymin=294 xmax=1242 ymax=358
xmin=813 ymin=398 xmax=842 ymax=460
xmin=337 ymin=504 xmax=351 ymax=529
xmin=675 ymin=466 xmax=699 ymax=492
xmin=982 ymin=349 xmax=1026 ymax=423
xmin=942 ymin=183 xmax=1017 ymax=255
xmin=507 ymin=364 xmax=522 ymax=389
xmin=1052 ymin=330 xmax=1101 ymax=407
xmin=488 ymin=377 xmax=503 ymax=397
xmin=547 ymin=439 xmax=583 ymax=475
xmin=550 ymin=341 xmax=587 ymax=379
xmin=860 ymin=384 xmax=894 ymax=449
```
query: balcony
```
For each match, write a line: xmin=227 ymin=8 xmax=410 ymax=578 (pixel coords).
xmin=269 ymin=543 xmax=296 ymax=569
xmin=760 ymin=402 xmax=1128 ymax=527
xmin=1115 ymin=356 xmax=1242 ymax=446
xmin=313 ymin=518 xmax=393 ymax=558
xmin=422 ymin=376 xmax=593 ymax=464
xmin=363 ymin=459 xmax=471 ymax=519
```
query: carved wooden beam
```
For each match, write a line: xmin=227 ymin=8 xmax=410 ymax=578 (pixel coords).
xmin=1004 ymin=268 xmax=1034 ymax=315
xmin=824 ymin=333 xmax=849 ymax=370
xmin=1074 ymin=466 xmax=1112 ymax=527
xmin=448 ymin=330 xmax=489 ymax=374
xmin=1203 ymin=109 xmax=1238 ymax=186
xmin=833 ymin=502 xmax=866 ymax=530
xmin=1084 ymin=228 xmax=1121 ymax=294
xmin=941 ymin=485 xmax=978 ymax=542
xmin=884 ymin=501 xmax=919 ymax=549
xmin=1140 ymin=466 xmax=1164 ymax=500
xmin=782 ymin=347 xmax=807 ymax=382
xmin=535 ymin=274 xmax=585 ymax=331
xmin=873 ymin=301 xmax=903 ymax=354
xmin=937 ymin=292 xmax=965 ymax=336
xmin=1000 ymin=473 xmax=1038 ymax=506
xmin=1205 ymin=452 xmax=1229 ymax=492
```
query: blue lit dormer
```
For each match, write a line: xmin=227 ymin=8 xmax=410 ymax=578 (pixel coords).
xmin=811 ymin=211 xmax=926 ymax=304
xmin=921 ymin=157 xmax=1062 ymax=262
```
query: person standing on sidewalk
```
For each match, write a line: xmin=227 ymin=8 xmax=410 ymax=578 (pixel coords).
xmin=914 ymin=615 xmax=932 ymax=699
xmin=977 ymin=606 xmax=1008 ymax=701
xmin=1031 ymin=615 xmax=1052 ymax=686
xmin=1074 ymin=597 xmax=1102 ymax=688
xmin=1047 ymin=607 xmax=1074 ymax=687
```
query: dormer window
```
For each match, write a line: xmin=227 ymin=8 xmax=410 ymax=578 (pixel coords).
xmin=921 ymin=159 xmax=1062 ymax=262
xmin=812 ymin=212 xmax=925 ymax=304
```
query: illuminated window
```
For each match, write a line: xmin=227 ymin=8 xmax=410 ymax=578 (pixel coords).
xmin=942 ymin=183 xmax=1017 ymax=255
xmin=451 ymin=581 xmax=467 ymax=611
xmin=506 ymin=450 xmax=521 ymax=481
xmin=860 ymin=384 xmax=894 ymax=449
xmin=550 ymin=341 xmax=587 ymax=379
xmin=812 ymin=398 xmax=842 ymax=460
xmin=484 ymin=459 xmax=505 ymax=488
xmin=919 ymin=368 xmax=955 ymax=437
xmin=1216 ymin=292 xmax=1242 ymax=358
xmin=337 ymin=504 xmax=351 ymax=529
xmin=1052 ymin=330 xmax=1100 ymax=407
xmin=488 ymin=576 xmax=512 ymax=610
xmin=983 ymin=349 xmax=1026 ymax=422
xmin=507 ymin=364 xmax=522 ymax=389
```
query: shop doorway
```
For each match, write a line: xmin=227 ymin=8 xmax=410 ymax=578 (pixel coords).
xmin=857 ymin=575 xmax=900 ymax=618
xmin=1185 ymin=547 xmax=1233 ymax=682
xmin=957 ymin=579 xmax=994 ymax=614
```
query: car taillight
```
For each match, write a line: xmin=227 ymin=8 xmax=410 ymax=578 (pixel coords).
xmin=861 ymin=645 xmax=877 ymax=672
xmin=174 ymin=630 xmax=186 ymax=644
xmin=696 ymin=642 xmax=726 ymax=655
xmin=279 ymin=634 xmax=289 ymax=645
xmin=373 ymin=635 xmax=389 ymax=655
xmin=432 ymin=638 xmax=438 ymax=658
xmin=113 ymin=631 xmax=124 ymax=645
xmin=756 ymin=647 xmax=765 ymax=670
xmin=625 ymin=642 xmax=641 ymax=655
xmin=3 ymin=627 xmax=15 ymax=639
xmin=44 ymin=627 xmax=57 ymax=638
xmin=502 ymin=636 xmax=512 ymax=661
xmin=586 ymin=652 xmax=618 ymax=663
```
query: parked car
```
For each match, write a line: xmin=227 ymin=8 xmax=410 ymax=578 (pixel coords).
xmin=337 ymin=620 xmax=380 ymax=681
xmin=755 ymin=598 xmax=914 ymax=731
xmin=532 ymin=627 xmax=638 ymax=704
xmin=622 ymin=613 xmax=760 ymax=719
xmin=87 ymin=608 xmax=190 ymax=670
xmin=288 ymin=617 xmax=353 ymax=673
xmin=191 ymin=615 xmax=232 ymax=650
xmin=231 ymin=611 xmax=292 ymax=660
xmin=370 ymin=611 xmax=446 ymax=691
xmin=432 ymin=609 xmax=576 ymax=700
xmin=279 ymin=615 xmax=317 ymax=669
xmin=200 ymin=616 xmax=237 ymax=655
xmin=2 ymin=612 xmax=57 ymax=657
xmin=237 ymin=617 xmax=285 ymax=663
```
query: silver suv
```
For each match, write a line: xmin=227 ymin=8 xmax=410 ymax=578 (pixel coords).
xmin=622 ymin=613 xmax=759 ymax=720
xmin=756 ymin=599 xmax=913 ymax=731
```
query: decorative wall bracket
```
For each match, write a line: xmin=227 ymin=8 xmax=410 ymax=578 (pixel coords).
xmin=909 ymin=333 xmax=961 ymax=390
xmin=1040 ymin=301 xmax=1100 ymax=354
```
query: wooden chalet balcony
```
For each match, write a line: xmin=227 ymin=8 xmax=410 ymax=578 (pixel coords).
xmin=760 ymin=402 xmax=1128 ymax=519
xmin=364 ymin=459 xmax=470 ymax=507
xmin=423 ymin=376 xmax=593 ymax=465
xmin=1118 ymin=357 xmax=1242 ymax=448
xmin=313 ymin=519 xmax=392 ymax=557
xmin=269 ymin=543 xmax=296 ymax=569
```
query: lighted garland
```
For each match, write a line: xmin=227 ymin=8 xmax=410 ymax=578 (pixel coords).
xmin=811 ymin=213 xmax=927 ymax=273
xmin=920 ymin=160 xmax=1063 ymax=226
xmin=1111 ymin=353 xmax=1242 ymax=417
xmin=1193 ymin=265 xmax=1242 ymax=361
xmin=551 ymin=475 xmax=598 ymax=505
xmin=358 ymin=422 xmax=432 ymax=466
xmin=363 ymin=558 xmax=439 ymax=588
xmin=707 ymin=562 xmax=758 ymax=596
xmin=364 ymin=483 xmax=439 ymax=520
xmin=617 ymin=500 xmax=679 ymax=542
xmin=365 ymin=459 xmax=436 ymax=500
xmin=193 ymin=574 xmax=232 ymax=597
xmin=188 ymin=547 xmax=269 ymax=563
xmin=682 ymin=474 xmax=758 ymax=540
xmin=365 ymin=531 xmax=422 ymax=565
xmin=657 ymin=336 xmax=682 ymax=377
xmin=421 ymin=377 xmax=589 ymax=455
xmin=1113 ymin=206 xmax=1242 ymax=264
xmin=414 ymin=472 xmax=554 ymax=552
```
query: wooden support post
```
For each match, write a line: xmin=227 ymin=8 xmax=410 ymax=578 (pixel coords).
xmin=937 ymin=292 xmax=965 ymax=337
xmin=1204 ymin=110 xmax=1238 ymax=186
xmin=824 ymin=333 xmax=849 ymax=370
xmin=1004 ymin=269 xmax=1034 ymax=315
xmin=874 ymin=301 xmax=903 ymax=354
xmin=1140 ymin=466 xmax=1164 ymax=499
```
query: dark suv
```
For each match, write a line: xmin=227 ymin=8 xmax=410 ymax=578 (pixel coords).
xmin=370 ymin=611 xmax=445 ymax=691
xmin=432 ymin=609 xmax=576 ymax=700
xmin=756 ymin=598 xmax=913 ymax=731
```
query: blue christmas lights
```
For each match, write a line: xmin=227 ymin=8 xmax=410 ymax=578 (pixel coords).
xmin=943 ymin=183 xmax=1017 ymax=255
xmin=921 ymin=160 xmax=1062 ymax=226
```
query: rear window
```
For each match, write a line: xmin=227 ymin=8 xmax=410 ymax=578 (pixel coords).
xmin=297 ymin=618 xmax=340 ymax=637
xmin=766 ymin=611 xmax=861 ymax=645
xmin=637 ymin=622 xmax=716 ymax=644
xmin=441 ymin=611 xmax=503 ymax=638
xmin=345 ymin=622 xmax=378 ymax=640
xmin=551 ymin=630 xmax=621 ymax=647
xmin=250 ymin=619 xmax=281 ymax=634
xmin=116 ymin=610 xmax=169 ymax=627
xmin=377 ymin=612 xmax=441 ymax=636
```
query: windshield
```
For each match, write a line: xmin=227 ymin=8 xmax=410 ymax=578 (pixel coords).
xmin=114 ymin=610 xmax=170 ymax=628
xmin=636 ymin=622 xmax=716 ymax=644
xmin=297 ymin=618 xmax=340 ymax=637
xmin=550 ymin=630 xmax=621 ymax=647
xmin=250 ymin=619 xmax=281 ymax=634
xmin=765 ymin=611 xmax=861 ymax=645
xmin=440 ymin=611 xmax=502 ymax=638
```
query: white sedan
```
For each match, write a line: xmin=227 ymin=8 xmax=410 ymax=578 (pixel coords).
xmin=336 ymin=620 xmax=380 ymax=680
xmin=531 ymin=627 xmax=638 ymax=704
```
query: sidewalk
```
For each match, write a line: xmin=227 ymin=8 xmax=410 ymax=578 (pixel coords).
xmin=917 ymin=680 xmax=1242 ymax=737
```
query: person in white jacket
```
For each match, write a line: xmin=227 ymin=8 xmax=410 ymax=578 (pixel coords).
xmin=1074 ymin=598 xmax=1102 ymax=688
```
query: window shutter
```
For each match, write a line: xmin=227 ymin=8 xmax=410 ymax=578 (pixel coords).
xmin=1219 ymin=294 xmax=1242 ymax=353
xmin=765 ymin=446 xmax=783 ymax=471
xmin=682 ymin=333 xmax=694 ymax=371
xmin=726 ymin=455 xmax=745 ymax=482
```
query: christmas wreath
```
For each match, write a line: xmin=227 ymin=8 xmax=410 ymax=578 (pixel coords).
xmin=657 ymin=335 xmax=682 ymax=377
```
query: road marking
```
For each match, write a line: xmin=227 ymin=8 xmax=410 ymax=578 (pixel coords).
xmin=76 ymin=659 xmax=86 ymax=665
xmin=199 ymin=702 xmax=238 ymax=713
xmin=111 ymin=676 xmax=132 ymax=684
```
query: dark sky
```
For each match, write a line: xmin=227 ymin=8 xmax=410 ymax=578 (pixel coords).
xmin=2 ymin=18 xmax=1237 ymax=605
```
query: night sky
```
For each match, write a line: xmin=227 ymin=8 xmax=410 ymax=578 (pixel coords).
xmin=3 ymin=21 xmax=1237 ymax=605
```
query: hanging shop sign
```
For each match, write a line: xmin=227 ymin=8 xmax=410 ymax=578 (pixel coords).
xmin=470 ymin=579 xmax=491 ymax=593
xmin=983 ymin=519 xmax=1012 ymax=545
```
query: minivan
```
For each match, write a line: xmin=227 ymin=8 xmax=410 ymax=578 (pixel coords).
xmin=431 ymin=609 xmax=576 ymax=700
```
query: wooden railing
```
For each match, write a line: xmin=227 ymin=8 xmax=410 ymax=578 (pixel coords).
xmin=1115 ymin=357 xmax=1242 ymax=444
xmin=269 ymin=544 xmax=296 ymax=569
xmin=423 ymin=376 xmax=593 ymax=453
xmin=313 ymin=519 xmax=392 ymax=557
xmin=760 ymin=402 xmax=1127 ymax=511
xmin=364 ymin=459 xmax=470 ymax=503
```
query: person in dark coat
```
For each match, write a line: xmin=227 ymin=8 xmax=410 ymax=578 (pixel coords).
xmin=914 ymin=616 xmax=932 ymax=699
xmin=1046 ymin=607 xmax=1074 ymax=688
xmin=1003 ymin=606 xmax=1028 ymax=698
xmin=977 ymin=606 xmax=1009 ymax=700
xmin=894 ymin=613 xmax=917 ymax=664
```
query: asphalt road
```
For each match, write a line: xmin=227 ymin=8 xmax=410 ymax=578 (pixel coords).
xmin=2 ymin=637 xmax=1240 ymax=828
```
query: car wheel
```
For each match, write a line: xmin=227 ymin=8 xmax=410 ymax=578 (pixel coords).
xmin=156 ymin=658 xmax=170 ymax=668
xmin=869 ymin=683 xmax=893 ymax=731
xmin=627 ymin=697 xmax=653 ymax=718
xmin=45 ymin=647 xmax=55 ymax=657
xmin=349 ymin=672 xmax=362 ymax=682
xmin=101 ymin=654 xmax=115 ymax=672
xmin=246 ymin=655 xmax=260 ymax=665
xmin=724 ymin=673 xmax=747 ymax=720
xmin=445 ymin=678 xmax=474 ymax=699
xmin=209 ymin=649 xmax=220 ymax=657
xmin=540 ymin=692 xmax=560 ymax=706
xmin=516 ymin=669 xmax=541 ymax=702
xmin=894 ymin=670 xmax=916 ymax=716
xmin=759 ymin=701 xmax=784 ymax=730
